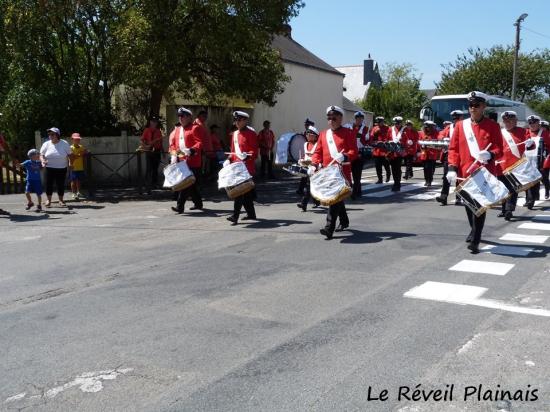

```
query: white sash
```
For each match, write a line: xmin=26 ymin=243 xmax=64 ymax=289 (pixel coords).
xmin=525 ymin=129 xmax=542 ymax=158
xmin=449 ymin=124 xmax=455 ymax=139
xmin=233 ymin=130 xmax=243 ymax=157
xmin=391 ymin=126 xmax=403 ymax=144
xmin=177 ymin=127 xmax=187 ymax=152
xmin=303 ymin=142 xmax=318 ymax=161
xmin=462 ymin=119 xmax=481 ymax=159
xmin=501 ymin=128 xmax=521 ymax=158
xmin=326 ymin=129 xmax=340 ymax=161
xmin=356 ymin=124 xmax=365 ymax=149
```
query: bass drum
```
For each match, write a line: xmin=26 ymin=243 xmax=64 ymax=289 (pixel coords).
xmin=275 ymin=132 xmax=306 ymax=164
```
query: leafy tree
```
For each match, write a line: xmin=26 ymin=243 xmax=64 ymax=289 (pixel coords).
xmin=437 ymin=46 xmax=550 ymax=101
xmin=360 ymin=63 xmax=426 ymax=124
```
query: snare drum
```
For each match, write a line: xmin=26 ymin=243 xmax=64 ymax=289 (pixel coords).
xmin=283 ymin=164 xmax=308 ymax=177
xmin=503 ymin=156 xmax=542 ymax=193
xmin=309 ymin=164 xmax=352 ymax=206
xmin=456 ymin=167 xmax=510 ymax=217
xmin=163 ymin=161 xmax=196 ymax=191
xmin=360 ymin=146 xmax=372 ymax=160
xmin=218 ymin=161 xmax=255 ymax=199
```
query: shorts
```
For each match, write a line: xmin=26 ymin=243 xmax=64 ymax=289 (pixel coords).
xmin=26 ymin=180 xmax=43 ymax=196
xmin=70 ymin=170 xmax=86 ymax=181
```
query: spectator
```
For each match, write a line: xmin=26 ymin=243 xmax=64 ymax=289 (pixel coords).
xmin=20 ymin=149 xmax=43 ymax=211
xmin=69 ymin=133 xmax=88 ymax=200
xmin=257 ymin=120 xmax=275 ymax=179
xmin=40 ymin=127 xmax=72 ymax=207
xmin=210 ymin=124 xmax=225 ymax=173
xmin=140 ymin=116 xmax=164 ymax=192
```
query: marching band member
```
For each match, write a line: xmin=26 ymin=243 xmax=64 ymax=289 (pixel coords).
xmin=496 ymin=111 xmax=530 ymax=220
xmin=386 ymin=116 xmax=407 ymax=191
xmin=403 ymin=120 xmax=419 ymax=180
xmin=447 ymin=91 xmax=503 ymax=253
xmin=525 ymin=115 xmax=550 ymax=207
xmin=350 ymin=111 xmax=369 ymax=198
xmin=436 ymin=110 xmax=464 ymax=205
xmin=418 ymin=120 xmax=440 ymax=187
xmin=226 ymin=111 xmax=259 ymax=225
xmin=369 ymin=116 xmax=391 ymax=184
xmin=297 ymin=126 xmax=320 ymax=211
xmin=168 ymin=107 xmax=205 ymax=213
xmin=309 ymin=105 xmax=358 ymax=240
xmin=297 ymin=117 xmax=316 ymax=195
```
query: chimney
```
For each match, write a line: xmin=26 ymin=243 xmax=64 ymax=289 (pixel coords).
xmin=282 ymin=24 xmax=292 ymax=38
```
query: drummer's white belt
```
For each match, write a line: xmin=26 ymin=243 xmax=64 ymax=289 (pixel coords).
xmin=233 ymin=130 xmax=243 ymax=157
xmin=525 ymin=129 xmax=543 ymax=158
xmin=177 ymin=126 xmax=187 ymax=152
xmin=391 ymin=127 xmax=404 ymax=144
xmin=462 ymin=119 xmax=481 ymax=159
xmin=326 ymin=129 xmax=340 ymax=160
xmin=501 ymin=128 xmax=521 ymax=158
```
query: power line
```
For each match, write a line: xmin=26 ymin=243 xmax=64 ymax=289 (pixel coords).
xmin=523 ymin=27 xmax=550 ymax=39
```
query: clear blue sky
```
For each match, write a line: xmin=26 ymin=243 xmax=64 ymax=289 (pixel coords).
xmin=290 ymin=0 xmax=549 ymax=89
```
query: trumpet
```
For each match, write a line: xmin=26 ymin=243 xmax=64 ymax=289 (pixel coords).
xmin=418 ymin=139 xmax=449 ymax=150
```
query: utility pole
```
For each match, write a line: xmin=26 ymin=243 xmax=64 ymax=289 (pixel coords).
xmin=511 ymin=13 xmax=528 ymax=101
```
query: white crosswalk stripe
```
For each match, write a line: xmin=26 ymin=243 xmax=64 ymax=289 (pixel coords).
xmin=449 ymin=259 xmax=514 ymax=276
xmin=481 ymin=244 xmax=536 ymax=257
xmin=499 ymin=233 xmax=549 ymax=244
xmin=518 ymin=222 xmax=550 ymax=231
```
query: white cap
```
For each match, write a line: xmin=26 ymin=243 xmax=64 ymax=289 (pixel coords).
xmin=354 ymin=111 xmax=365 ymax=118
xmin=467 ymin=91 xmax=489 ymax=103
xmin=501 ymin=111 xmax=517 ymax=119
xmin=233 ymin=110 xmax=250 ymax=119
xmin=405 ymin=119 xmax=413 ymax=124
xmin=47 ymin=127 xmax=61 ymax=135
xmin=392 ymin=116 xmax=403 ymax=123
xmin=423 ymin=120 xmax=436 ymax=127
xmin=541 ymin=120 xmax=549 ymax=126
xmin=177 ymin=107 xmax=192 ymax=116
xmin=306 ymin=126 xmax=319 ymax=136
xmin=326 ymin=105 xmax=344 ymax=116
xmin=450 ymin=110 xmax=464 ymax=116
xmin=527 ymin=114 xmax=541 ymax=122
xmin=443 ymin=121 xmax=452 ymax=126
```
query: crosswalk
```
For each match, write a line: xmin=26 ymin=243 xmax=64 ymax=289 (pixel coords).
xmin=404 ymin=202 xmax=550 ymax=317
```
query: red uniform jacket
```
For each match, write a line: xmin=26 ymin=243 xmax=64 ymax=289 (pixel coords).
xmin=140 ymin=127 xmax=164 ymax=151
xmin=369 ymin=124 xmax=390 ymax=156
xmin=418 ymin=129 xmax=441 ymax=161
xmin=351 ymin=124 xmax=369 ymax=148
xmin=168 ymin=124 xmax=204 ymax=169
xmin=527 ymin=128 xmax=550 ymax=169
xmin=402 ymin=127 xmax=419 ymax=156
xmin=448 ymin=118 xmax=504 ymax=178
xmin=230 ymin=127 xmax=259 ymax=175
xmin=312 ymin=127 xmax=358 ymax=182
xmin=496 ymin=127 xmax=528 ymax=173
xmin=385 ymin=126 xmax=409 ymax=158
xmin=257 ymin=129 xmax=275 ymax=156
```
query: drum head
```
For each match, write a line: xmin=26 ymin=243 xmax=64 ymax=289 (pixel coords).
xmin=288 ymin=133 xmax=306 ymax=162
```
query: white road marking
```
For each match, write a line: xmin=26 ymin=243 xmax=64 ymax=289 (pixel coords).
xmin=365 ymin=183 xmax=426 ymax=198
xmin=449 ymin=259 xmax=514 ymax=276
xmin=525 ymin=361 xmax=535 ymax=367
xmin=457 ymin=333 xmax=481 ymax=355
xmin=499 ymin=233 xmax=549 ymax=244
xmin=406 ymin=191 xmax=440 ymax=200
xmin=481 ymin=245 xmax=536 ymax=257
xmin=534 ymin=215 xmax=550 ymax=221
xmin=518 ymin=222 xmax=550 ymax=231
xmin=404 ymin=281 xmax=550 ymax=317
xmin=4 ymin=393 xmax=26 ymax=403
xmin=361 ymin=182 xmax=392 ymax=193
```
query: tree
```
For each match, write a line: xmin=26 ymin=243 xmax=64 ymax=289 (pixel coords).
xmin=360 ymin=63 xmax=426 ymax=124
xmin=437 ymin=46 xmax=550 ymax=101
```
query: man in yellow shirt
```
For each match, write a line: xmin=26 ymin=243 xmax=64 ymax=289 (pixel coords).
xmin=69 ymin=133 xmax=87 ymax=200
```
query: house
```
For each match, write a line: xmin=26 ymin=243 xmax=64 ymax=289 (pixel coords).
xmin=336 ymin=55 xmax=382 ymax=103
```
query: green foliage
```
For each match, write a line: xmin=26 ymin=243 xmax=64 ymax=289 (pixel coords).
xmin=359 ymin=63 xmax=426 ymax=124
xmin=528 ymin=98 xmax=550 ymax=120
xmin=437 ymin=46 xmax=550 ymax=101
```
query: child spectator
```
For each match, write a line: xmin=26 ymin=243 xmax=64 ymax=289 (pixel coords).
xmin=21 ymin=149 xmax=43 ymax=211
xmin=69 ymin=133 xmax=87 ymax=200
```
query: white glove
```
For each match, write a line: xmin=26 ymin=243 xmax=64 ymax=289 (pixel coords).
xmin=443 ymin=137 xmax=450 ymax=143
xmin=237 ymin=152 xmax=248 ymax=161
xmin=334 ymin=153 xmax=345 ymax=164
xmin=524 ymin=138 xmax=535 ymax=149
xmin=223 ymin=159 xmax=230 ymax=167
xmin=307 ymin=165 xmax=317 ymax=176
xmin=477 ymin=150 xmax=491 ymax=163
xmin=446 ymin=171 xmax=457 ymax=186
xmin=407 ymin=139 xmax=413 ymax=145
xmin=170 ymin=155 xmax=177 ymax=164
xmin=182 ymin=148 xmax=192 ymax=156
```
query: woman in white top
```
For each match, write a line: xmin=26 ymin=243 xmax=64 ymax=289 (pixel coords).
xmin=40 ymin=127 xmax=72 ymax=207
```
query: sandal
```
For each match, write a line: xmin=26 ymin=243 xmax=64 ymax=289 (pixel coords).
xmin=59 ymin=201 xmax=67 ymax=207
xmin=25 ymin=202 xmax=35 ymax=210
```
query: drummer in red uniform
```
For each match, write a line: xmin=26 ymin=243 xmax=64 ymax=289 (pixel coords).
xmin=402 ymin=120 xmax=419 ymax=180
xmin=309 ymin=105 xmax=358 ymax=240
xmin=386 ymin=116 xmax=407 ymax=191
xmin=418 ymin=120 xmax=440 ymax=187
xmin=226 ymin=111 xmax=259 ymax=225
xmin=349 ymin=111 xmax=369 ymax=198
xmin=369 ymin=116 xmax=391 ymax=184
xmin=525 ymin=115 xmax=550 ymax=206
xmin=168 ymin=107 xmax=205 ymax=214
xmin=496 ymin=110 xmax=531 ymax=220
xmin=447 ymin=91 xmax=503 ymax=253
xmin=436 ymin=110 xmax=464 ymax=205
xmin=297 ymin=126 xmax=320 ymax=211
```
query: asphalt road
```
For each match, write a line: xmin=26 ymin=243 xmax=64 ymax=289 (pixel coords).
xmin=1 ymin=166 xmax=550 ymax=412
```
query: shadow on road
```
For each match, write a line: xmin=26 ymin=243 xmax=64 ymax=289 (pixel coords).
xmin=336 ymin=229 xmax=416 ymax=244
xmin=242 ymin=218 xmax=312 ymax=229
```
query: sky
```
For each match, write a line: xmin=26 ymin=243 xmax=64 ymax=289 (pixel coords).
xmin=290 ymin=0 xmax=550 ymax=89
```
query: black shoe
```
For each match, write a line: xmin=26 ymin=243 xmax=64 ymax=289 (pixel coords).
xmin=227 ymin=216 xmax=238 ymax=225
xmin=504 ymin=211 xmax=513 ymax=221
xmin=385 ymin=174 xmax=391 ymax=183
xmin=467 ymin=242 xmax=480 ymax=254
xmin=335 ymin=224 xmax=349 ymax=232
xmin=313 ymin=202 xmax=320 ymax=208
xmin=241 ymin=215 xmax=256 ymax=221
xmin=25 ymin=202 xmax=34 ymax=210
xmin=297 ymin=203 xmax=306 ymax=212
xmin=171 ymin=206 xmax=183 ymax=214
xmin=403 ymin=175 xmax=409 ymax=180
xmin=497 ymin=212 xmax=505 ymax=218
xmin=424 ymin=182 xmax=428 ymax=187
xmin=526 ymin=202 xmax=534 ymax=210
xmin=436 ymin=196 xmax=447 ymax=206
xmin=466 ymin=232 xmax=473 ymax=243
xmin=375 ymin=179 xmax=383 ymax=184
xmin=545 ymin=191 xmax=550 ymax=200
xmin=320 ymin=228 xmax=333 ymax=240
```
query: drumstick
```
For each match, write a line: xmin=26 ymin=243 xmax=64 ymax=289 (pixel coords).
xmin=466 ymin=143 xmax=492 ymax=174
xmin=224 ymin=151 xmax=254 ymax=155
xmin=327 ymin=149 xmax=345 ymax=167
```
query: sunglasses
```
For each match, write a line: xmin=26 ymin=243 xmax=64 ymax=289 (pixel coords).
xmin=468 ymin=103 xmax=481 ymax=108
